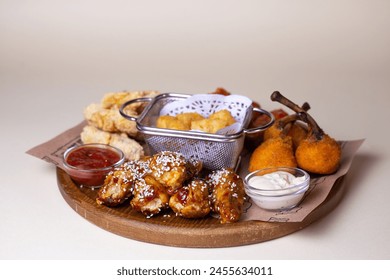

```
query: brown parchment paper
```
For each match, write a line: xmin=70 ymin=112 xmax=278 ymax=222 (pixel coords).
xmin=27 ymin=121 xmax=365 ymax=223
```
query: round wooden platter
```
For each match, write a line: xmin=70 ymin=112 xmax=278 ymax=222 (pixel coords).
xmin=56 ymin=167 xmax=346 ymax=248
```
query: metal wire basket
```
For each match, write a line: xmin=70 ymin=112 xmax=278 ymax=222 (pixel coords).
xmin=120 ymin=93 xmax=274 ymax=170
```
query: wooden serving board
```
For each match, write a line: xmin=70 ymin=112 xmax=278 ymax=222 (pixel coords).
xmin=56 ymin=167 xmax=346 ymax=248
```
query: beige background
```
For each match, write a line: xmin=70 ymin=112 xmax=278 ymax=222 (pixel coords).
xmin=1 ymin=0 xmax=389 ymax=259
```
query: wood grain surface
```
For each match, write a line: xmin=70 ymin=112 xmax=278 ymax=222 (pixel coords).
xmin=56 ymin=167 xmax=346 ymax=248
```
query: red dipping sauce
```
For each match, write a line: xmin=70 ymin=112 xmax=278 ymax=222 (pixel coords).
xmin=63 ymin=144 xmax=125 ymax=188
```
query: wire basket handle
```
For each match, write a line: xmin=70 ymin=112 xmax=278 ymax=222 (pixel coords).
xmin=243 ymin=107 xmax=275 ymax=134
xmin=119 ymin=97 xmax=153 ymax=121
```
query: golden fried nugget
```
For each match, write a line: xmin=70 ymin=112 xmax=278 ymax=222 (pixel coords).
xmin=190 ymin=118 xmax=228 ymax=133
xmin=191 ymin=109 xmax=236 ymax=133
xmin=156 ymin=115 xmax=190 ymax=130
xmin=209 ymin=109 xmax=236 ymax=126
xmin=176 ymin=112 xmax=204 ymax=128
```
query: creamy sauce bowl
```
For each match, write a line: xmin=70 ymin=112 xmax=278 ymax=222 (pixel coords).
xmin=244 ymin=167 xmax=310 ymax=211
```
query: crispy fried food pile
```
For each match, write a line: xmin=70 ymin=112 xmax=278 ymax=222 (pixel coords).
xmin=96 ymin=151 xmax=245 ymax=223
xmin=156 ymin=109 xmax=236 ymax=134
xmin=270 ymin=91 xmax=342 ymax=174
xmin=249 ymin=105 xmax=312 ymax=172
xmin=81 ymin=90 xmax=159 ymax=160
xmin=169 ymin=179 xmax=211 ymax=219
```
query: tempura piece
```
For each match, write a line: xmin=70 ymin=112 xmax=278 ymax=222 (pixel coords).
xmin=83 ymin=103 xmax=139 ymax=137
xmin=176 ymin=112 xmax=205 ymax=128
xmin=84 ymin=90 xmax=159 ymax=138
xmin=80 ymin=125 xmax=144 ymax=160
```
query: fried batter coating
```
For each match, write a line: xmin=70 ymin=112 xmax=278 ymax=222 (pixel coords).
xmin=209 ymin=109 xmax=236 ymax=125
xmin=206 ymin=168 xmax=245 ymax=224
xmin=84 ymin=103 xmax=139 ymax=137
xmin=263 ymin=113 xmax=308 ymax=150
xmin=185 ymin=158 xmax=203 ymax=179
xmin=130 ymin=175 xmax=170 ymax=217
xmin=148 ymin=151 xmax=188 ymax=195
xmin=96 ymin=158 xmax=151 ymax=206
xmin=101 ymin=90 xmax=159 ymax=110
xmin=84 ymin=90 xmax=159 ymax=138
xmin=176 ymin=112 xmax=204 ymax=128
xmin=288 ymin=122 xmax=308 ymax=150
xmin=156 ymin=112 xmax=205 ymax=131
xmin=191 ymin=109 xmax=236 ymax=134
xmin=156 ymin=109 xmax=235 ymax=134
xmin=295 ymin=134 xmax=341 ymax=174
xmin=169 ymin=179 xmax=211 ymax=219
xmin=270 ymin=91 xmax=342 ymax=174
xmin=96 ymin=165 xmax=134 ymax=207
xmin=248 ymin=136 xmax=297 ymax=172
xmin=80 ymin=125 xmax=144 ymax=161
xmin=156 ymin=115 xmax=190 ymax=130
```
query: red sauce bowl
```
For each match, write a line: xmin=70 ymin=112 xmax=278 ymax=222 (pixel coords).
xmin=62 ymin=143 xmax=125 ymax=188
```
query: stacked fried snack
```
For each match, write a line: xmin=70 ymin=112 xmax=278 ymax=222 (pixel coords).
xmin=249 ymin=91 xmax=342 ymax=175
xmin=156 ymin=109 xmax=237 ymax=134
xmin=96 ymin=151 xmax=245 ymax=224
xmin=80 ymin=90 xmax=159 ymax=160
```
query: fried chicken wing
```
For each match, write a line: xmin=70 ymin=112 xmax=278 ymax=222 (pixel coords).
xmin=206 ymin=168 xmax=245 ymax=224
xmin=96 ymin=165 xmax=134 ymax=207
xmin=169 ymin=179 xmax=211 ymax=219
xmin=130 ymin=175 xmax=170 ymax=217
xmin=149 ymin=151 xmax=188 ymax=195
xmin=96 ymin=158 xmax=151 ymax=206
xmin=185 ymin=158 xmax=203 ymax=180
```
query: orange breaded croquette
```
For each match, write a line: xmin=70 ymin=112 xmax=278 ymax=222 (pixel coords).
xmin=249 ymin=136 xmax=297 ymax=172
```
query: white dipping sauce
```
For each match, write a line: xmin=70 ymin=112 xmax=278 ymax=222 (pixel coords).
xmin=248 ymin=171 xmax=305 ymax=193
xmin=247 ymin=171 xmax=308 ymax=210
